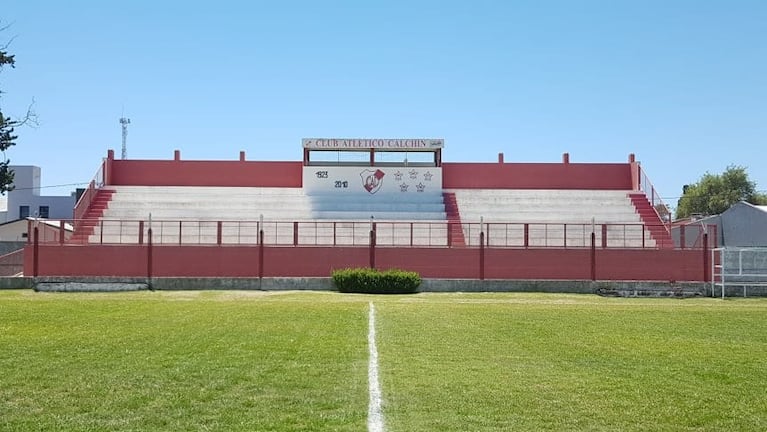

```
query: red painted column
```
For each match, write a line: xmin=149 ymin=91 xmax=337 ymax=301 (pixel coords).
xmin=138 ymin=221 xmax=144 ymax=245
xmin=601 ymin=225 xmax=608 ymax=249
xmin=479 ymin=232 xmax=485 ymax=280
xmin=369 ymin=224 xmax=377 ymax=269
xmin=147 ymin=228 xmax=153 ymax=282
xmin=217 ymin=221 xmax=223 ymax=245
xmin=59 ymin=220 xmax=65 ymax=244
xmin=524 ymin=223 xmax=529 ymax=248
xmin=703 ymin=233 xmax=709 ymax=283
xmin=258 ymin=229 xmax=264 ymax=279
xmin=33 ymin=226 xmax=39 ymax=277
xmin=105 ymin=150 xmax=115 ymax=186
xmin=293 ymin=222 xmax=298 ymax=246
xmin=680 ymin=225 xmax=686 ymax=249
xmin=590 ymin=232 xmax=596 ymax=281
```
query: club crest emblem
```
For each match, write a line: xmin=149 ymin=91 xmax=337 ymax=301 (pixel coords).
xmin=360 ymin=169 xmax=386 ymax=194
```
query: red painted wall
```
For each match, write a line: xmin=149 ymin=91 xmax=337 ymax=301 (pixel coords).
xmin=263 ymin=246 xmax=369 ymax=277
xmin=152 ymin=246 xmax=260 ymax=277
xmin=108 ymin=160 xmax=303 ymax=187
xmin=102 ymin=154 xmax=633 ymax=190
xmin=28 ymin=245 xmax=147 ymax=277
xmin=442 ymin=162 xmax=633 ymax=189
xmin=595 ymin=249 xmax=704 ymax=281
xmin=27 ymin=244 xmax=708 ymax=281
xmin=377 ymin=248 xmax=481 ymax=278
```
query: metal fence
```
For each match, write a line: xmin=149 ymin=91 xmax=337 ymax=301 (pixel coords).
xmin=711 ymin=247 xmax=767 ymax=298
xmin=0 ymin=249 xmax=24 ymax=277
xmin=31 ymin=219 xmax=713 ymax=250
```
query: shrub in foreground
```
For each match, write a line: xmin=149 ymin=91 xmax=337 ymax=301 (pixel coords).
xmin=332 ymin=268 xmax=421 ymax=294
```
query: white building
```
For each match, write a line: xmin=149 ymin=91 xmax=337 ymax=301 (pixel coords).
xmin=0 ymin=166 xmax=77 ymax=223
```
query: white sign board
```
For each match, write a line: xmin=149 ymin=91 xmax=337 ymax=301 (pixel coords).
xmin=303 ymin=166 xmax=443 ymax=195
xmin=302 ymin=138 xmax=444 ymax=150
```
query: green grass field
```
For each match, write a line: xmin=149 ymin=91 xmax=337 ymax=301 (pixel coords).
xmin=1 ymin=290 xmax=766 ymax=431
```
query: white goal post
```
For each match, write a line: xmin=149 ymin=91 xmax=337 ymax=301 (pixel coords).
xmin=711 ymin=247 xmax=767 ymax=298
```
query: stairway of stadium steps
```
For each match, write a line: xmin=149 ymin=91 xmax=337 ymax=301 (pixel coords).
xmin=628 ymin=193 xmax=674 ymax=248
xmin=69 ymin=189 xmax=115 ymax=244
xmin=442 ymin=192 xmax=466 ymax=247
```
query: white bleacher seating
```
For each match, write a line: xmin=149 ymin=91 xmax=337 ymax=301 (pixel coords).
xmin=449 ymin=189 xmax=654 ymax=248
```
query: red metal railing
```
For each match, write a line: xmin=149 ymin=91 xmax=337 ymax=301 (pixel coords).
xmin=40 ymin=219 xmax=717 ymax=249
xmin=638 ymin=165 xmax=671 ymax=228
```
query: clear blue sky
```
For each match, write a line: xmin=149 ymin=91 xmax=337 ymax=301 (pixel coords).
xmin=2 ymin=1 xmax=765 ymax=208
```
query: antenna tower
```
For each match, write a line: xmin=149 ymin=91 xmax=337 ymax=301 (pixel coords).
xmin=119 ymin=117 xmax=131 ymax=159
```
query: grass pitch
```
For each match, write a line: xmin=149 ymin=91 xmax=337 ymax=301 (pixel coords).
xmin=1 ymin=290 xmax=766 ymax=431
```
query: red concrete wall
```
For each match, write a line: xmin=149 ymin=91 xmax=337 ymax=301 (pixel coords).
xmin=108 ymin=160 xmax=303 ymax=187
xmin=26 ymin=244 xmax=708 ymax=281
xmin=484 ymin=249 xmax=593 ymax=279
xmin=152 ymin=246 xmax=260 ymax=277
xmin=442 ymin=162 xmax=633 ymax=189
xmin=101 ymin=153 xmax=634 ymax=190
xmin=263 ymin=246 xmax=369 ymax=277
xmin=28 ymin=245 xmax=147 ymax=277
xmin=595 ymin=249 xmax=705 ymax=282
xmin=377 ymin=248 xmax=481 ymax=278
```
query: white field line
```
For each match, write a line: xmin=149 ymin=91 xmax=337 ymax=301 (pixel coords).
xmin=368 ymin=302 xmax=385 ymax=432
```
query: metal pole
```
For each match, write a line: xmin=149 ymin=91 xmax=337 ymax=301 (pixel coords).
xmin=33 ymin=226 xmax=39 ymax=278
xmin=369 ymin=216 xmax=376 ymax=269
xmin=590 ymin=232 xmax=596 ymax=281
xmin=147 ymin=227 xmax=153 ymax=283
xmin=479 ymin=231 xmax=485 ymax=280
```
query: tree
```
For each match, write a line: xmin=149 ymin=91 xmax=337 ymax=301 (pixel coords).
xmin=0 ymin=28 xmax=18 ymax=194
xmin=0 ymin=24 xmax=33 ymax=195
xmin=676 ymin=165 xmax=767 ymax=219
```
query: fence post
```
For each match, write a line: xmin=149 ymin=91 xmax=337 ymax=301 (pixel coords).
xmin=369 ymin=218 xmax=376 ymax=269
xmin=59 ymin=220 xmax=65 ymax=244
xmin=563 ymin=224 xmax=567 ymax=248
xmin=447 ymin=222 xmax=452 ymax=247
xmin=590 ymin=232 xmax=596 ymax=281
xmin=600 ymin=224 xmax=607 ymax=249
xmin=217 ymin=221 xmax=223 ymax=245
xmin=138 ymin=221 xmax=144 ymax=245
xmin=524 ymin=223 xmax=529 ymax=248
xmin=147 ymin=227 xmax=153 ymax=283
xmin=680 ymin=225 xmax=686 ymax=249
xmin=293 ymin=221 xmax=298 ymax=246
xmin=258 ymin=228 xmax=264 ymax=279
xmin=703 ymin=233 xmax=709 ymax=283
xmin=479 ymin=231 xmax=485 ymax=280
xmin=33 ymin=226 xmax=39 ymax=278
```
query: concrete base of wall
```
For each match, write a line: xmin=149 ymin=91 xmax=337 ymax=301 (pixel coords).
xmin=36 ymin=282 xmax=149 ymax=292
xmin=6 ymin=276 xmax=708 ymax=295
xmin=2 ymin=276 xmax=759 ymax=297
xmin=0 ymin=277 xmax=33 ymax=289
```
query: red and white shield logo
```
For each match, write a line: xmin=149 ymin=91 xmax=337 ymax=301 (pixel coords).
xmin=360 ymin=169 xmax=385 ymax=194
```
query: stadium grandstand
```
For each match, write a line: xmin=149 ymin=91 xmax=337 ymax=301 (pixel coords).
xmin=24 ymin=139 xmax=716 ymax=283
